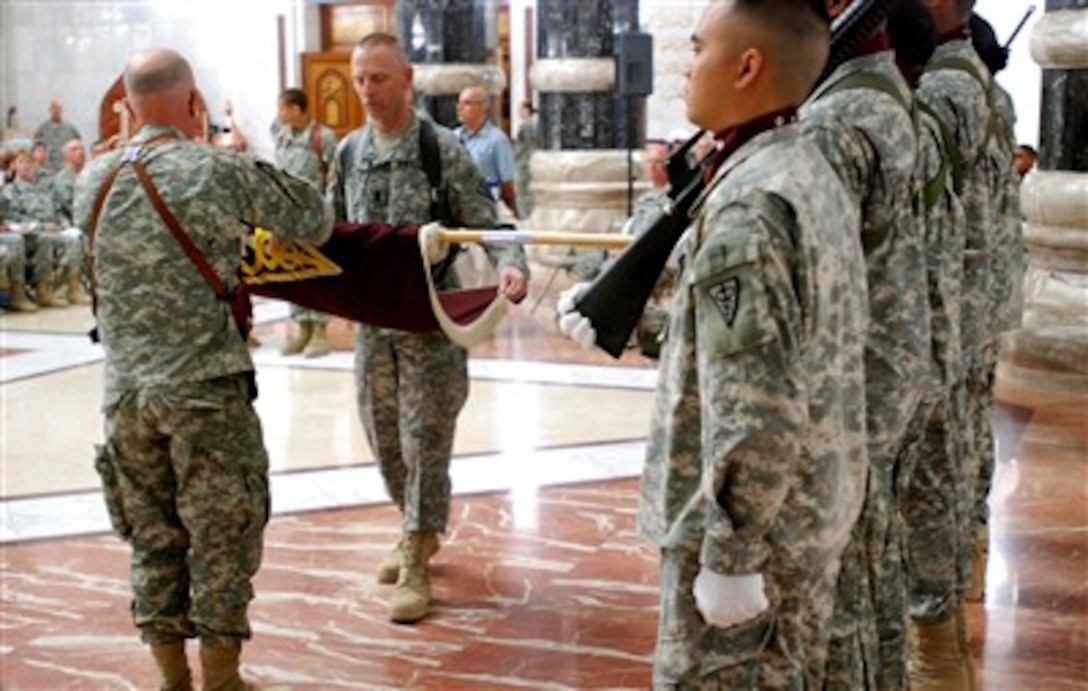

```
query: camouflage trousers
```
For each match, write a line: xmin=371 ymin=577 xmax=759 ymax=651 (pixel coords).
xmin=824 ymin=440 xmax=909 ymax=691
xmin=0 ymin=234 xmax=28 ymax=285
xmin=288 ymin=303 xmax=331 ymax=324
xmin=903 ymin=384 xmax=969 ymax=622
xmin=354 ymin=326 xmax=469 ymax=533
xmin=0 ymin=232 xmax=53 ymax=285
xmin=824 ymin=381 xmax=924 ymax=691
xmin=23 ymin=229 xmax=83 ymax=282
xmin=963 ymin=364 xmax=996 ymax=577
xmin=653 ymin=541 xmax=840 ymax=690
xmin=96 ymin=373 xmax=269 ymax=646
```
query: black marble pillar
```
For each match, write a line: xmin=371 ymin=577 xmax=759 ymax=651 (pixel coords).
xmin=1039 ymin=0 xmax=1088 ymax=172
xmin=397 ymin=0 xmax=491 ymax=127
xmin=536 ymin=0 xmax=646 ymax=151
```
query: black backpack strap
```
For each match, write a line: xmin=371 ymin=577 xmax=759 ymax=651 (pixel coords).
xmin=417 ymin=118 xmax=461 ymax=280
xmin=418 ymin=118 xmax=448 ymax=222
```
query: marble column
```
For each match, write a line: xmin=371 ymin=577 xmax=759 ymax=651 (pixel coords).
xmin=999 ymin=0 xmax=1088 ymax=392
xmin=399 ymin=0 xmax=505 ymax=128
xmin=527 ymin=0 xmax=647 ymax=256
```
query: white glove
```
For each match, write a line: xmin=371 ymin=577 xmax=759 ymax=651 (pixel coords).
xmin=419 ymin=221 xmax=449 ymax=263
xmin=556 ymin=281 xmax=590 ymax=316
xmin=693 ymin=570 xmax=769 ymax=629
xmin=556 ymin=282 xmax=596 ymax=350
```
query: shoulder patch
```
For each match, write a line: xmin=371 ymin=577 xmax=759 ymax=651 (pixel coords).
xmin=708 ymin=276 xmax=741 ymax=327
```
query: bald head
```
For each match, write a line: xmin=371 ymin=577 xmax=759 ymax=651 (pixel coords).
xmin=456 ymin=85 xmax=490 ymax=130
xmin=124 ymin=48 xmax=195 ymax=99
xmin=122 ymin=47 xmax=202 ymax=138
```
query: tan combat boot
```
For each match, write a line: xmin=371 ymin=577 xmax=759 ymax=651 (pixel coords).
xmin=6 ymin=282 xmax=38 ymax=312
xmin=65 ymin=270 xmax=91 ymax=305
xmin=200 ymin=641 xmax=257 ymax=691
xmin=389 ymin=531 xmax=440 ymax=624
xmin=151 ymin=640 xmax=193 ymax=691
xmin=908 ymin=613 xmax=974 ymax=690
xmin=964 ymin=526 xmax=989 ymax=603
xmin=34 ymin=280 xmax=60 ymax=307
xmin=303 ymin=322 xmax=331 ymax=358
xmin=376 ymin=531 xmax=441 ymax=585
xmin=280 ymin=321 xmax=312 ymax=356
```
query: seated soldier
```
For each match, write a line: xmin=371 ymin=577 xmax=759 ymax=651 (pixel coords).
xmin=562 ymin=139 xmax=677 ymax=357
xmin=0 ymin=149 xmax=89 ymax=306
xmin=0 ymin=229 xmax=39 ymax=312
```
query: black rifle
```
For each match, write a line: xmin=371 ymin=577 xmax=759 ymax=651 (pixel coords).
xmin=574 ymin=0 xmax=894 ymax=357
xmin=1003 ymin=5 xmax=1036 ymax=51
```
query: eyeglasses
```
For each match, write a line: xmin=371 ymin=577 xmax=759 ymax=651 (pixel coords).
xmin=457 ymin=100 xmax=485 ymax=107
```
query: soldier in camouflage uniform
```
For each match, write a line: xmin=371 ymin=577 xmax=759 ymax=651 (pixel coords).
xmin=332 ymin=33 xmax=528 ymax=625
xmin=272 ymin=87 xmax=340 ymax=358
xmin=966 ymin=10 xmax=1025 ymax=606
xmin=50 ymin=138 xmax=86 ymax=225
xmin=1 ymin=149 xmax=87 ymax=306
xmin=906 ymin=0 xmax=998 ymax=686
xmin=799 ymin=3 xmax=931 ymax=687
xmin=72 ymin=47 xmax=331 ymax=691
xmin=34 ymin=100 xmax=81 ymax=175
xmin=885 ymin=3 xmax=978 ymax=689
xmin=631 ymin=2 xmax=868 ymax=687
xmin=0 ymin=230 xmax=39 ymax=311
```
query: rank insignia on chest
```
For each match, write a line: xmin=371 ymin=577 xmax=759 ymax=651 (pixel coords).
xmin=709 ymin=277 xmax=741 ymax=327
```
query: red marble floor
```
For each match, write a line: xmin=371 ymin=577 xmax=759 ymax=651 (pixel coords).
xmin=1 ymin=481 xmax=660 ymax=690
xmin=2 ymin=388 xmax=1086 ymax=689
xmin=2 ymin=279 xmax=1086 ymax=689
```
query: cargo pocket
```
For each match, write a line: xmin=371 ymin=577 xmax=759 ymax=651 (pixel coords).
xmin=93 ymin=443 xmax=132 ymax=539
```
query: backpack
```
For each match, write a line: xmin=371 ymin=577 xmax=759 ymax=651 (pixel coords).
xmin=338 ymin=118 xmax=460 ymax=278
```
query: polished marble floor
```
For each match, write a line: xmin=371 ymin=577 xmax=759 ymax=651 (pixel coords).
xmin=1 ymin=271 xmax=1086 ymax=689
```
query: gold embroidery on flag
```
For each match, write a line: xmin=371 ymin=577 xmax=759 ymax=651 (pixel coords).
xmin=240 ymin=228 xmax=342 ymax=285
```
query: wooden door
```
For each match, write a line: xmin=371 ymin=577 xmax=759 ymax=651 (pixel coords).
xmin=301 ymin=52 xmax=365 ymax=139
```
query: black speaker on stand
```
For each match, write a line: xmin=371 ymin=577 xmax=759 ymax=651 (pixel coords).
xmin=615 ymin=32 xmax=653 ymax=217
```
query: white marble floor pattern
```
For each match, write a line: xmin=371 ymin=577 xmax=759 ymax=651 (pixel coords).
xmin=0 ymin=300 xmax=656 ymax=544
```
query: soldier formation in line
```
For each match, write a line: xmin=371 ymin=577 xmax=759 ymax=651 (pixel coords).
xmin=559 ymin=0 xmax=1023 ymax=689
xmin=0 ymin=0 xmax=1028 ymax=689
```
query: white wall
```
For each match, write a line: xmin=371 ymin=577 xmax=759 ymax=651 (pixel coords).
xmin=640 ymin=0 xmax=1043 ymax=146
xmin=0 ymin=0 xmax=310 ymax=161
xmin=0 ymin=0 xmax=1044 ymax=157
xmin=975 ymin=0 xmax=1041 ymax=147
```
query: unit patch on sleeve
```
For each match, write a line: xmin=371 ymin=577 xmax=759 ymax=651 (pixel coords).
xmin=708 ymin=276 xmax=741 ymax=328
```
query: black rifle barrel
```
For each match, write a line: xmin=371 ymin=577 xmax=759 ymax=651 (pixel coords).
xmin=1003 ymin=5 xmax=1036 ymax=51
xmin=573 ymin=0 xmax=892 ymax=358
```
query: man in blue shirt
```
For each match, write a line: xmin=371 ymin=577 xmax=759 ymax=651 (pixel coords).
xmin=454 ymin=86 xmax=520 ymax=219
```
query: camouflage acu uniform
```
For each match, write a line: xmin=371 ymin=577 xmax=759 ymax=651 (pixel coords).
xmin=914 ymin=38 xmax=999 ymax=619
xmin=514 ymin=117 xmax=537 ymax=217
xmin=898 ymin=97 xmax=971 ymax=653
xmin=990 ymin=85 xmax=1025 ymax=335
xmin=1 ymin=177 xmax=83 ymax=282
xmin=72 ymin=123 xmax=329 ymax=645
xmin=34 ymin=119 xmax=81 ymax=174
xmin=273 ymin=119 xmax=339 ymax=324
xmin=330 ymin=115 xmax=527 ymax=533
xmin=970 ymin=81 xmax=1022 ymax=544
xmin=800 ymin=51 xmax=929 ymax=690
xmin=50 ymin=165 xmax=78 ymax=225
xmin=639 ymin=122 xmax=868 ymax=689
xmin=0 ymin=233 xmax=31 ymax=288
